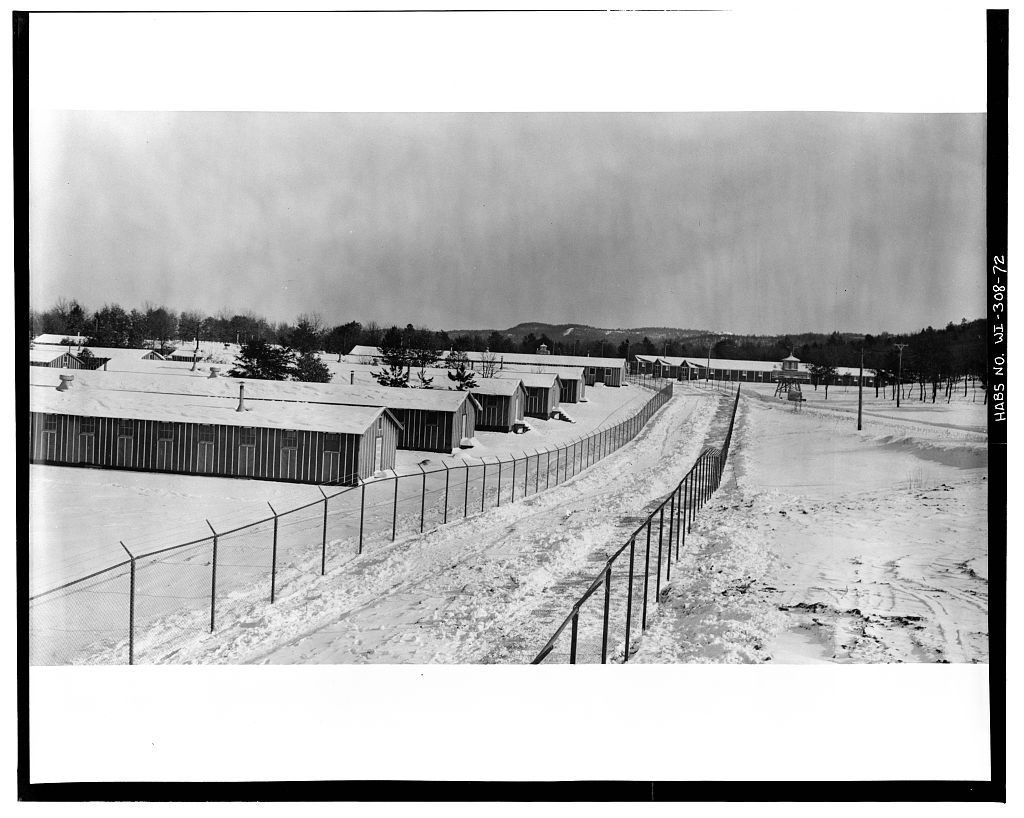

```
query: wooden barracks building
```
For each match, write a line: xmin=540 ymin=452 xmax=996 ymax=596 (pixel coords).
xmin=29 ymin=377 xmax=402 ymax=485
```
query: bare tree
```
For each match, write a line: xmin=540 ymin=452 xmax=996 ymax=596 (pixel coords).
xmin=479 ymin=350 xmax=499 ymax=378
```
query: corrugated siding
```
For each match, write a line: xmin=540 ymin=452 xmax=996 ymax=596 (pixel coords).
xmin=27 ymin=411 xmax=382 ymax=486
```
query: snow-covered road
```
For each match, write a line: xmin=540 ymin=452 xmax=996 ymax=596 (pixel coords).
xmin=94 ymin=387 xmax=723 ymax=663
xmin=632 ymin=392 xmax=989 ymax=664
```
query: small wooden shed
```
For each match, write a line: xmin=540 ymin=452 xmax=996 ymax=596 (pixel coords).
xmin=497 ymin=371 xmax=561 ymax=418
xmin=470 ymin=377 xmax=528 ymax=432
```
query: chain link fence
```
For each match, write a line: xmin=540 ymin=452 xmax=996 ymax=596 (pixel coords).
xmin=532 ymin=385 xmax=742 ymax=664
xmin=30 ymin=382 xmax=675 ymax=664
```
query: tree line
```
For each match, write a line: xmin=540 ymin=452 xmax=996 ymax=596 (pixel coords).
xmin=31 ymin=298 xmax=988 ymax=401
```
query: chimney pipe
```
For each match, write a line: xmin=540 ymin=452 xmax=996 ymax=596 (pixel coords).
xmin=208 ymin=367 xmax=220 ymax=378
xmin=56 ymin=374 xmax=74 ymax=391
xmin=236 ymin=382 xmax=246 ymax=412
xmin=350 ymin=371 xmax=355 ymax=384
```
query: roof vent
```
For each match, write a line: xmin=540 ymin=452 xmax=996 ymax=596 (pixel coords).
xmin=208 ymin=367 xmax=220 ymax=378
xmin=350 ymin=371 xmax=355 ymax=384
xmin=56 ymin=374 xmax=74 ymax=391
xmin=236 ymin=382 xmax=247 ymax=412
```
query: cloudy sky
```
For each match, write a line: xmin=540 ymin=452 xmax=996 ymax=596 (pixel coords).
xmin=29 ymin=111 xmax=985 ymax=334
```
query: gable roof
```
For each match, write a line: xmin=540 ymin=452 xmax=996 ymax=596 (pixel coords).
xmin=494 ymin=370 xmax=559 ymax=389
xmin=469 ymin=378 xmax=525 ymax=397
xmin=30 ymin=348 xmax=77 ymax=365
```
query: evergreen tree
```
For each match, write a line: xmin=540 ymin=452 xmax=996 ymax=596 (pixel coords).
xmin=373 ymin=325 xmax=411 ymax=386
xmin=293 ymin=351 xmax=332 ymax=383
xmin=229 ymin=339 xmax=296 ymax=380
xmin=415 ymin=369 xmax=434 ymax=389
xmin=445 ymin=350 xmax=478 ymax=391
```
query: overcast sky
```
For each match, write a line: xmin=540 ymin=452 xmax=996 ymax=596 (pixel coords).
xmin=29 ymin=111 xmax=985 ymax=335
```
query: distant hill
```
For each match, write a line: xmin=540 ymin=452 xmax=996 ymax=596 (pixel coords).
xmin=447 ymin=322 xmax=712 ymax=347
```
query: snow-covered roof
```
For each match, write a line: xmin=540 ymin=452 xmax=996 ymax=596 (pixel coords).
xmin=349 ymin=346 xmax=625 ymax=370
xmin=469 ymin=378 xmax=525 ymax=397
xmin=463 ymin=350 xmax=625 ymax=370
xmin=494 ymin=370 xmax=559 ymax=389
xmin=30 ymin=382 xmax=394 ymax=435
xmin=498 ymin=363 xmax=584 ymax=382
xmin=29 ymin=348 xmax=76 ymax=364
xmin=30 ymin=367 xmax=479 ymax=414
xmin=76 ymin=346 xmax=162 ymax=361
xmin=634 ymin=354 xmax=661 ymax=363
xmin=682 ymin=357 xmax=782 ymax=373
xmin=33 ymin=333 xmax=88 ymax=346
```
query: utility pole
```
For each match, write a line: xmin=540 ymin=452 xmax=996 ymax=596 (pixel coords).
xmin=857 ymin=347 xmax=864 ymax=430
xmin=894 ymin=343 xmax=908 ymax=408
xmin=706 ymin=337 xmax=715 ymax=389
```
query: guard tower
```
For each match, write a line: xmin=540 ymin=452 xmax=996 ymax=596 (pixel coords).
xmin=774 ymin=352 xmax=805 ymax=399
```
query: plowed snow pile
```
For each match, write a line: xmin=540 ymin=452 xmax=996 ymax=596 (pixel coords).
xmin=633 ymin=393 xmax=988 ymax=664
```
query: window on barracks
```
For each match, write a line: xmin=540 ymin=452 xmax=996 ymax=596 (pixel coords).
xmin=283 ymin=430 xmax=298 ymax=449
xmin=158 ymin=422 xmax=173 ymax=441
xmin=43 ymin=416 xmax=57 ymax=433
xmin=117 ymin=420 xmax=133 ymax=438
xmin=199 ymin=425 xmax=215 ymax=445
xmin=240 ymin=427 xmax=257 ymax=447
xmin=80 ymin=417 xmax=96 ymax=435
xmin=324 ymin=433 xmax=341 ymax=452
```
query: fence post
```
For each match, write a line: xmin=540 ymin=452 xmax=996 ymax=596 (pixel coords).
xmin=463 ymin=461 xmax=470 ymax=518
xmin=391 ymin=472 xmax=399 ymax=541
xmin=535 ymin=449 xmax=541 ymax=495
xmin=546 ymin=448 xmax=551 ymax=490
xmin=267 ymin=502 xmax=279 ymax=603
xmin=119 ymin=541 xmax=135 ymax=665
xmin=624 ymin=538 xmax=636 ymax=662
xmin=675 ymin=483 xmax=683 ymax=560
xmin=481 ymin=460 xmax=488 ymax=511
xmin=496 ymin=456 xmax=503 ymax=507
xmin=358 ymin=481 xmax=366 ymax=554
xmin=655 ymin=506 xmax=665 ymax=600
xmin=642 ymin=518 xmax=652 ymax=629
xmin=601 ymin=562 xmax=613 ymax=664
xmin=317 ymin=486 xmax=329 ymax=574
xmin=206 ymin=520 xmax=218 ymax=633
xmin=666 ymin=492 xmax=675 ymax=582
xmin=570 ymin=611 xmax=579 ymax=664
xmin=419 ymin=465 xmax=427 ymax=534
xmin=689 ymin=465 xmax=696 ymax=531
xmin=511 ymin=455 xmax=517 ymax=502
xmin=442 ymin=463 xmax=450 ymax=524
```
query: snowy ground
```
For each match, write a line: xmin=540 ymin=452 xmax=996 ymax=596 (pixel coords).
xmin=29 ymin=466 xmax=325 ymax=595
xmin=29 ymin=382 xmax=647 ymax=596
xmin=631 ymin=388 xmax=988 ymax=664
xmin=82 ymin=387 xmax=722 ymax=664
